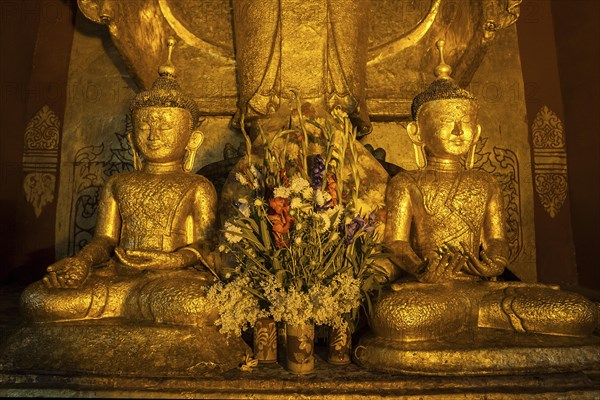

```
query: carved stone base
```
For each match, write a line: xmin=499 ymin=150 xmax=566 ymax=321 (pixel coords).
xmin=355 ymin=329 xmax=600 ymax=375
xmin=0 ymin=320 xmax=250 ymax=376
xmin=1 ymin=360 xmax=599 ymax=398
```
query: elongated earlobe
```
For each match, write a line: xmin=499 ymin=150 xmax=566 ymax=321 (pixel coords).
xmin=406 ymin=122 xmax=427 ymax=170
xmin=466 ymin=124 xmax=482 ymax=169
xmin=127 ymin=131 xmax=142 ymax=170
xmin=183 ymin=130 xmax=204 ymax=172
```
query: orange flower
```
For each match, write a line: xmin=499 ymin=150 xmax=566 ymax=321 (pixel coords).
xmin=326 ymin=173 xmax=338 ymax=206
xmin=268 ymin=197 xmax=294 ymax=247
xmin=280 ymin=170 xmax=290 ymax=187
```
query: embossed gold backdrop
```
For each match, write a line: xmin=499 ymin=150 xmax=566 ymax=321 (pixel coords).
xmin=55 ymin=0 xmax=536 ymax=282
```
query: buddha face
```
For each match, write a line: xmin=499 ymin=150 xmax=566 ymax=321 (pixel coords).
xmin=415 ymin=99 xmax=480 ymax=159
xmin=133 ymin=107 xmax=192 ymax=163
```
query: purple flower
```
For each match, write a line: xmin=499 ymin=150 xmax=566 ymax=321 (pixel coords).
xmin=368 ymin=211 xmax=377 ymax=225
xmin=364 ymin=211 xmax=377 ymax=233
xmin=345 ymin=217 xmax=365 ymax=245
xmin=311 ymin=155 xmax=325 ymax=189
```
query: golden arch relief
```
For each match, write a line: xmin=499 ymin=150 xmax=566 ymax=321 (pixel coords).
xmin=77 ymin=0 xmax=522 ymax=119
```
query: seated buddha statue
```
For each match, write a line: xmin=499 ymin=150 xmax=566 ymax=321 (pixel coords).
xmin=20 ymin=40 xmax=220 ymax=326
xmin=367 ymin=41 xmax=597 ymax=345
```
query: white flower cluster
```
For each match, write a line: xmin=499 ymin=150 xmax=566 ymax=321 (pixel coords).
xmin=272 ymin=176 xmax=312 ymax=200
xmin=235 ymin=164 xmax=261 ymax=190
xmin=235 ymin=172 xmax=248 ymax=186
xmin=259 ymin=273 xmax=361 ymax=329
xmin=309 ymin=273 xmax=361 ymax=329
xmin=261 ymin=277 xmax=313 ymax=326
xmin=206 ymin=277 xmax=268 ymax=337
xmin=354 ymin=189 xmax=385 ymax=217
xmin=223 ymin=221 xmax=243 ymax=244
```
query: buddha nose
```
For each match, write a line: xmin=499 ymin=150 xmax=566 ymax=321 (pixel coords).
xmin=451 ymin=120 xmax=463 ymax=136
xmin=148 ymin=126 xmax=160 ymax=141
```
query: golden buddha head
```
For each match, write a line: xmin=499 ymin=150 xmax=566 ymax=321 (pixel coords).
xmin=407 ymin=40 xmax=481 ymax=169
xmin=129 ymin=39 xmax=203 ymax=171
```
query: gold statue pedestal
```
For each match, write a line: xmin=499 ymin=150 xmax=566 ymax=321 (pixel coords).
xmin=0 ymin=320 xmax=250 ymax=376
xmin=355 ymin=329 xmax=600 ymax=376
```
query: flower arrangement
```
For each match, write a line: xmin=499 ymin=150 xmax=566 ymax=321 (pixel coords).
xmin=210 ymin=99 xmax=386 ymax=337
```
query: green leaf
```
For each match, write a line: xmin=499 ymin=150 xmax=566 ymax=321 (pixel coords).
xmin=239 ymin=216 xmax=260 ymax=234
xmin=259 ymin=218 xmax=273 ymax=249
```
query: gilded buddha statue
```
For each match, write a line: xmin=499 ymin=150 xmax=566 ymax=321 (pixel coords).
xmin=356 ymin=41 xmax=598 ymax=374
xmin=20 ymin=40 xmax=221 ymax=326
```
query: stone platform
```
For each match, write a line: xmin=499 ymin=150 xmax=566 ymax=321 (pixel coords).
xmin=1 ymin=357 xmax=600 ymax=398
xmin=1 ymin=285 xmax=599 ymax=398
xmin=356 ymin=330 xmax=600 ymax=376
xmin=0 ymin=321 xmax=250 ymax=377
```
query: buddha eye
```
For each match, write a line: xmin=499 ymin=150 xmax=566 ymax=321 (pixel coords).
xmin=439 ymin=116 xmax=454 ymax=123
xmin=159 ymin=125 xmax=173 ymax=130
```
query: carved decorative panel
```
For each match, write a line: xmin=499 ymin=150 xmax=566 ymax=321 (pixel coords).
xmin=22 ymin=106 xmax=60 ymax=217
xmin=473 ymin=136 xmax=522 ymax=263
xmin=531 ymin=106 xmax=568 ymax=218
xmin=67 ymin=119 xmax=134 ymax=255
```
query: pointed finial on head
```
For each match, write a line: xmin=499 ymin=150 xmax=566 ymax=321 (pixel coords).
xmin=132 ymin=36 xmax=201 ymax=128
xmin=433 ymin=40 xmax=452 ymax=80
xmin=410 ymin=40 xmax=476 ymax=120
xmin=158 ymin=38 xmax=177 ymax=77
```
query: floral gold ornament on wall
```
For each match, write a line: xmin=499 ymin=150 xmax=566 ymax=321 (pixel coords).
xmin=531 ymin=106 xmax=568 ymax=218
xmin=22 ymin=105 xmax=60 ymax=217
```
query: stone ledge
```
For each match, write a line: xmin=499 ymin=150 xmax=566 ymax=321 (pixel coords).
xmin=1 ymin=366 xmax=599 ymax=399
xmin=356 ymin=330 xmax=600 ymax=375
xmin=1 ymin=288 xmax=599 ymax=398
xmin=0 ymin=321 xmax=249 ymax=377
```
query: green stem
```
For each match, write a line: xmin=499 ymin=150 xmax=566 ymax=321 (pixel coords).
xmin=240 ymin=112 xmax=252 ymax=166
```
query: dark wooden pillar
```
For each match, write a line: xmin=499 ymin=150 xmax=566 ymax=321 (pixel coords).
xmin=0 ymin=0 xmax=76 ymax=285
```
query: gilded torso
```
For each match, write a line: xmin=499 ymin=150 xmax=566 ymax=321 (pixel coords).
xmin=400 ymin=169 xmax=497 ymax=257
xmin=111 ymin=171 xmax=208 ymax=252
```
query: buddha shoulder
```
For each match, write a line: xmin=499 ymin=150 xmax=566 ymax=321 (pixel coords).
xmin=388 ymin=170 xmax=421 ymax=189
xmin=188 ymin=173 xmax=217 ymax=196
xmin=386 ymin=170 xmax=425 ymax=197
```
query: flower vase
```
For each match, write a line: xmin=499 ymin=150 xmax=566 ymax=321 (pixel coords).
xmin=253 ymin=317 xmax=277 ymax=363
xmin=277 ymin=321 xmax=287 ymax=365
xmin=327 ymin=324 xmax=352 ymax=365
xmin=285 ymin=322 xmax=315 ymax=374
